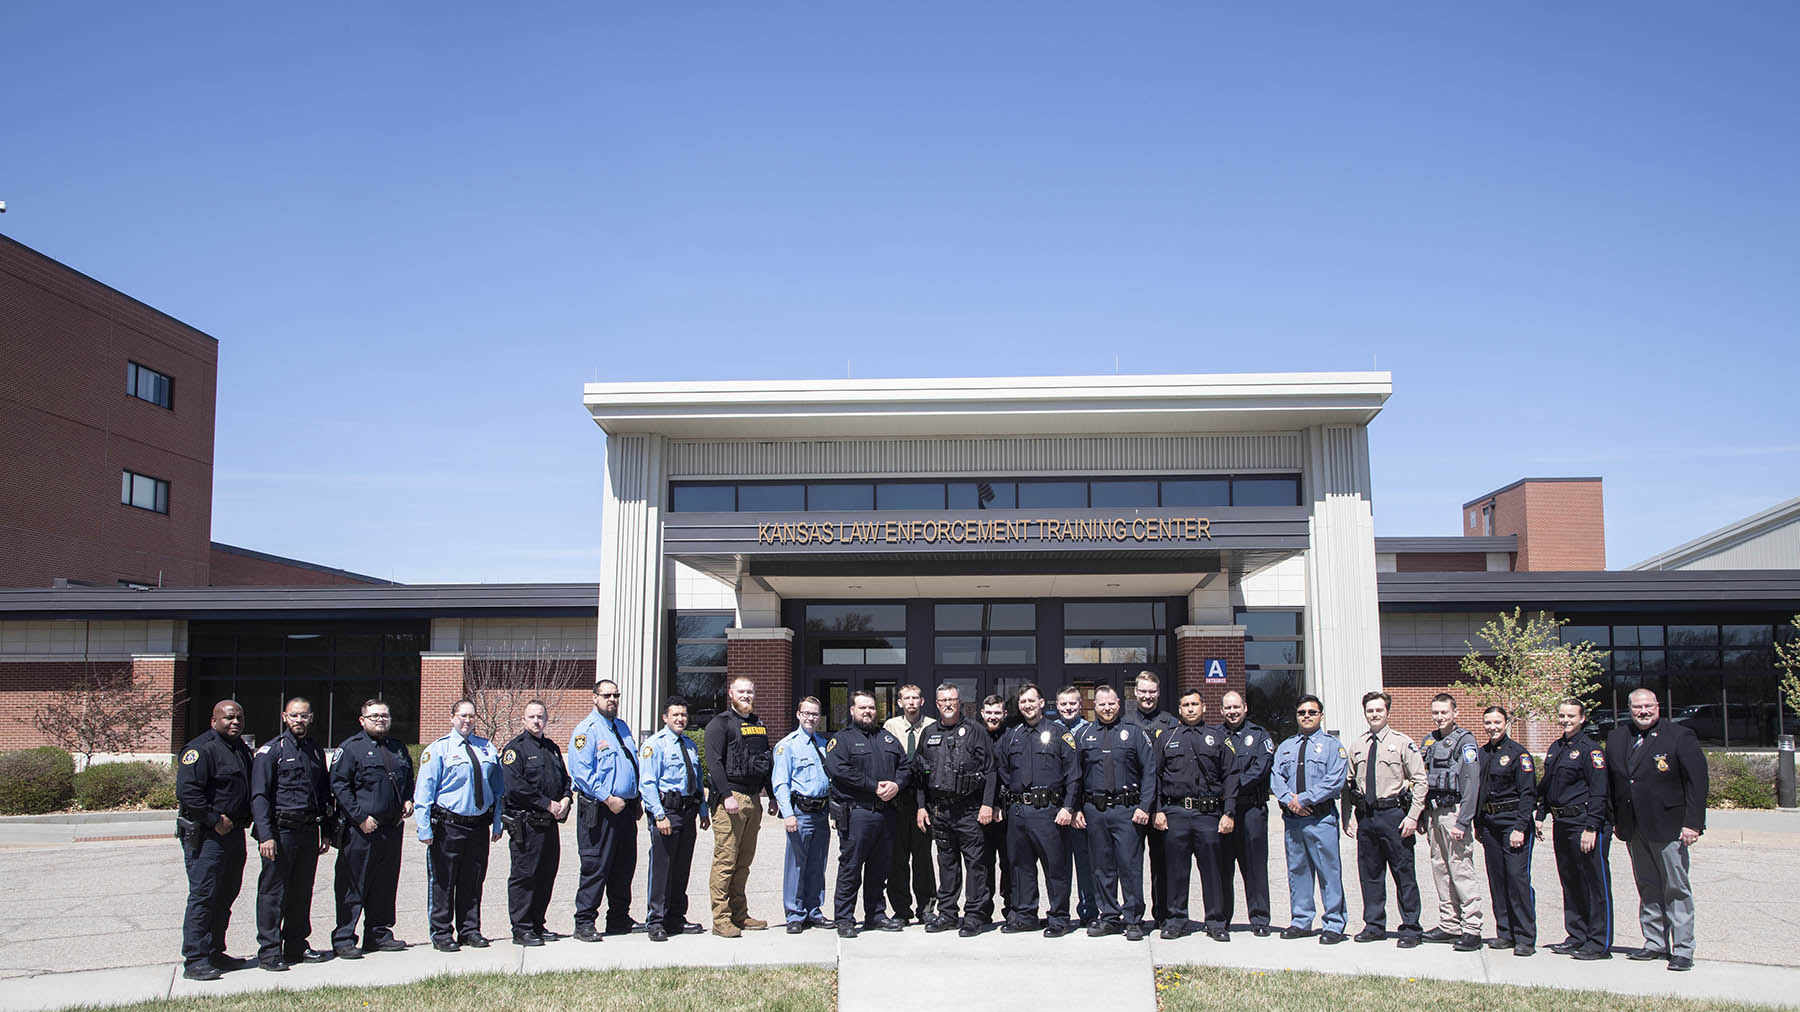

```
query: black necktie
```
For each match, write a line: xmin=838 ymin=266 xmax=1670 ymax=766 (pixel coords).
xmin=464 ymin=742 xmax=485 ymax=809
xmin=1366 ymin=734 xmax=1379 ymax=800
xmin=611 ymin=719 xmax=640 ymax=782
xmin=681 ymin=737 xmax=697 ymax=796
xmin=1296 ymin=733 xmax=1310 ymax=795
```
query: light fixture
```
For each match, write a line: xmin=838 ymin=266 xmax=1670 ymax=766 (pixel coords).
xmin=846 ymin=585 xmax=862 ymax=590
xmin=1106 ymin=583 xmax=1121 ymax=588
xmin=975 ymin=584 xmax=991 ymax=589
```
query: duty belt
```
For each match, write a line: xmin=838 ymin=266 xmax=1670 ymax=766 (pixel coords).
xmin=1162 ymin=795 xmax=1223 ymax=814
xmin=1083 ymin=788 xmax=1140 ymax=811
xmin=431 ymin=805 xmax=492 ymax=827
xmin=1355 ymin=796 xmax=1407 ymax=814
xmin=1480 ymin=800 xmax=1520 ymax=815
xmin=274 ymin=810 xmax=320 ymax=828
xmin=928 ymin=791 xmax=982 ymax=811
xmin=1014 ymin=787 xmax=1059 ymax=808
xmin=1550 ymin=803 xmax=1588 ymax=819
xmin=1425 ymin=790 xmax=1461 ymax=809
xmin=791 ymin=794 xmax=829 ymax=814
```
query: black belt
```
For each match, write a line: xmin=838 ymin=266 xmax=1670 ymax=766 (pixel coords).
xmin=726 ymin=780 xmax=764 ymax=795
xmin=431 ymin=805 xmax=491 ymax=827
xmin=928 ymin=791 xmax=983 ymax=811
xmin=1014 ymin=788 xmax=1060 ymax=808
xmin=274 ymin=810 xmax=320 ymax=828
xmin=792 ymin=794 xmax=828 ymax=814
xmin=843 ymin=798 xmax=892 ymax=811
xmin=1481 ymin=801 xmax=1520 ymax=815
xmin=1356 ymin=796 xmax=1407 ymax=813
xmin=1425 ymin=792 xmax=1461 ymax=809
xmin=1550 ymin=803 xmax=1588 ymax=819
xmin=1162 ymin=795 xmax=1222 ymax=814
xmin=1083 ymin=788 xmax=1140 ymax=811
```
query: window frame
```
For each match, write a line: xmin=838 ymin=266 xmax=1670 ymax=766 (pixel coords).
xmin=120 ymin=469 xmax=170 ymax=514
xmin=126 ymin=361 xmax=175 ymax=409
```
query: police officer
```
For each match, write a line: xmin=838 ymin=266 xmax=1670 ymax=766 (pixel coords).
xmin=175 ymin=699 xmax=255 ymax=981
xmin=1271 ymin=693 xmax=1348 ymax=944
xmin=1341 ymin=690 xmax=1427 ymax=948
xmin=1217 ymin=689 xmax=1274 ymax=936
xmin=500 ymin=700 xmax=572 ymax=946
xmin=824 ymin=689 xmax=912 ymax=937
xmin=978 ymin=693 xmax=1014 ymax=927
xmin=1075 ymin=684 xmax=1156 ymax=940
xmin=996 ymin=683 xmax=1079 ymax=937
xmin=639 ymin=695 xmax=710 ymax=942
xmin=251 ymin=696 xmax=334 ymax=971
xmin=415 ymin=698 xmax=504 ymax=951
xmin=1476 ymin=705 xmax=1537 ymax=955
xmin=569 ymin=679 xmax=640 ymax=941
xmin=704 ymin=675 xmax=778 ymax=936
xmin=1534 ymin=696 xmax=1613 ymax=960
xmin=1154 ymin=689 xmax=1234 ymax=941
xmin=330 ymin=698 xmax=413 ymax=959
xmin=1418 ymin=692 xmax=1484 ymax=951
xmin=1054 ymin=685 xmax=1098 ymax=928
xmin=773 ymin=696 xmax=831 ymax=934
xmin=915 ymin=682 xmax=997 ymax=938
xmin=883 ymin=684 xmax=937 ymax=924
xmin=1607 ymin=688 xmax=1708 ymax=971
xmin=1123 ymin=670 xmax=1178 ymax=928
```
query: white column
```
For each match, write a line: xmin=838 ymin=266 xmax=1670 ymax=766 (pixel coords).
xmin=596 ymin=433 xmax=668 ymax=736
xmin=1304 ymin=493 xmax=1383 ymax=737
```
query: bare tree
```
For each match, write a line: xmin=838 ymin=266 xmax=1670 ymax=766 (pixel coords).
xmin=27 ymin=667 xmax=181 ymax=767
xmin=464 ymin=642 xmax=593 ymax=742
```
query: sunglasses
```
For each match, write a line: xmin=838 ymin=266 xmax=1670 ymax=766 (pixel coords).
xmin=597 ymin=692 xmax=621 ymax=699
xmin=1295 ymin=708 xmax=1321 ymax=716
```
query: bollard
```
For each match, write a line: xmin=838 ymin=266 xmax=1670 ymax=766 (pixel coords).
xmin=1780 ymin=735 xmax=1796 ymax=809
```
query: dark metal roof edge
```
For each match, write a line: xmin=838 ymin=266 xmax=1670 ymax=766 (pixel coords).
xmin=0 ymin=583 xmax=600 ymax=617
xmin=1377 ymin=569 xmax=1800 ymax=607
xmin=209 ymin=542 xmax=398 ymax=585
xmin=1375 ymin=536 xmax=1517 ymax=553
xmin=1461 ymin=476 xmax=1603 ymax=509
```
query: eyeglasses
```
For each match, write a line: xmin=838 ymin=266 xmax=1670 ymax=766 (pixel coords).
xmin=798 ymin=711 xmax=822 ymax=718
xmin=363 ymin=714 xmax=392 ymax=721
xmin=1295 ymin=708 xmax=1321 ymax=716
xmin=597 ymin=692 xmax=621 ymax=699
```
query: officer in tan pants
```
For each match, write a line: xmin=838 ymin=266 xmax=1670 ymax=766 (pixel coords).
xmin=1417 ymin=693 xmax=1483 ymax=951
xmin=703 ymin=677 xmax=779 ymax=936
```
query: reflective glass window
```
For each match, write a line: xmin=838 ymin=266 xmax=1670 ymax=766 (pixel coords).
xmin=738 ymin=484 xmax=805 ymax=511
xmin=989 ymin=603 xmax=1036 ymax=630
xmin=1089 ymin=481 xmax=1158 ymax=508
xmin=1018 ymin=481 xmax=1087 ymax=508
xmin=807 ymin=483 xmax=873 ymax=511
xmin=934 ymin=604 xmax=984 ymax=631
xmin=876 ymin=483 xmax=945 ymax=510
xmin=1668 ymin=625 xmax=1719 ymax=647
xmin=1231 ymin=477 xmax=1300 ymax=506
xmin=1560 ymin=626 xmax=1610 ymax=648
xmin=805 ymin=604 xmax=906 ymax=632
xmin=948 ymin=481 xmax=1016 ymax=509
xmin=1064 ymin=601 xmax=1166 ymax=630
xmin=1160 ymin=479 xmax=1229 ymax=507
xmin=671 ymin=484 xmax=735 ymax=512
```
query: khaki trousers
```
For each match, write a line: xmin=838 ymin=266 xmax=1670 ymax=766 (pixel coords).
xmin=1423 ymin=805 xmax=1484 ymax=935
xmin=710 ymin=792 xmax=762 ymax=928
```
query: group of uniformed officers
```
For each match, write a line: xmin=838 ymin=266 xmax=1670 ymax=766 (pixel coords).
xmin=173 ymin=671 xmax=1708 ymax=981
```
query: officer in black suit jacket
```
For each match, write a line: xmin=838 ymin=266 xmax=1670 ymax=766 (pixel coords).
xmin=1604 ymin=688 xmax=1708 ymax=971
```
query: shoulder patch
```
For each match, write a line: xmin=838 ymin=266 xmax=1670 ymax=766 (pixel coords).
xmin=1461 ymin=745 xmax=1479 ymax=764
xmin=181 ymin=748 xmax=200 ymax=765
xmin=826 ymin=737 xmax=837 ymax=752
xmin=502 ymin=748 xmax=516 ymax=765
xmin=1591 ymin=750 xmax=1606 ymax=769
xmin=573 ymin=734 xmax=588 ymax=751
xmin=1338 ymin=745 xmax=1347 ymax=758
xmin=642 ymin=744 xmax=655 ymax=759
xmin=1265 ymin=738 xmax=1275 ymax=753
xmin=255 ymin=744 xmax=271 ymax=756
xmin=1407 ymin=741 xmax=1420 ymax=752
xmin=1062 ymin=732 xmax=1076 ymax=748
xmin=774 ymin=743 xmax=786 ymax=755
xmin=1519 ymin=754 xmax=1533 ymax=772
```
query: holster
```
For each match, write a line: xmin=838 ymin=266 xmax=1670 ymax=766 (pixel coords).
xmin=174 ymin=814 xmax=202 ymax=857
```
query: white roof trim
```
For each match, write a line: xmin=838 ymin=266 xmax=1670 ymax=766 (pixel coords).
xmin=1627 ymin=496 xmax=1800 ymax=571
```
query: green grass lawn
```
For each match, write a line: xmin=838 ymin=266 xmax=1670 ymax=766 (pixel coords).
xmin=81 ymin=967 xmax=834 ymax=1012
xmin=1156 ymin=966 xmax=1778 ymax=1012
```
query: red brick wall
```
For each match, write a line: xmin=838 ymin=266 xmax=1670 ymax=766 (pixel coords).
xmin=208 ymin=546 xmax=384 ymax=587
xmin=1395 ymin=552 xmax=1488 ymax=573
xmin=727 ymin=633 xmax=795 ymax=739
xmin=0 ymin=235 xmax=218 ymax=589
xmin=1379 ymin=654 xmax=1462 ymax=742
xmin=1467 ymin=479 xmax=1604 ymax=572
xmin=1176 ymin=631 xmax=1246 ymax=716
xmin=0 ymin=656 xmax=184 ymax=753
xmin=418 ymin=654 xmax=466 ymax=745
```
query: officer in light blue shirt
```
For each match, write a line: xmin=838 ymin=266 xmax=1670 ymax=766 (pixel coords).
xmin=773 ymin=696 xmax=832 ymax=931
xmin=1269 ymin=693 xmax=1349 ymax=942
xmin=414 ymin=699 xmax=504 ymax=949
xmin=567 ymin=679 xmax=641 ymax=939
xmin=637 ymin=695 xmax=709 ymax=941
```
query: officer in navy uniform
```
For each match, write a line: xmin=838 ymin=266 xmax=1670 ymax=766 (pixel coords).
xmin=1074 ymin=684 xmax=1157 ymax=940
xmin=1123 ymin=671 xmax=1178 ymax=928
xmin=996 ymin=683 xmax=1080 ymax=937
xmin=414 ymin=698 xmax=505 ymax=951
xmin=915 ymin=682 xmax=997 ymax=938
xmin=1270 ymin=694 xmax=1349 ymax=943
xmin=1154 ymin=689 xmax=1236 ymax=941
xmin=978 ymin=694 xmax=1015 ymax=926
xmin=1534 ymin=696 xmax=1613 ymax=960
xmin=568 ymin=678 xmax=642 ymax=940
xmin=1476 ymin=705 xmax=1538 ymax=956
xmin=639 ymin=695 xmax=710 ymax=942
xmin=175 ymin=700 xmax=256 ymax=981
xmin=250 ymin=697 xmax=334 ymax=971
xmin=823 ymin=688 xmax=913 ymax=937
xmin=500 ymin=700 xmax=572 ymax=946
xmin=330 ymin=698 xmax=414 ymax=959
xmin=1217 ymin=689 xmax=1275 ymax=935
xmin=1054 ymin=685 xmax=1098 ymax=927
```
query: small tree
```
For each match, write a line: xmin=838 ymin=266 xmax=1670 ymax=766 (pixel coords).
xmin=27 ymin=667 xmax=180 ymax=768
xmin=1453 ymin=608 xmax=1607 ymax=730
xmin=1776 ymin=614 xmax=1800 ymax=729
xmin=464 ymin=642 xmax=592 ymax=742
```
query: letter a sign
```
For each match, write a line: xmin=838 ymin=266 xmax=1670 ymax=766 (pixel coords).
xmin=1204 ymin=659 xmax=1228 ymax=683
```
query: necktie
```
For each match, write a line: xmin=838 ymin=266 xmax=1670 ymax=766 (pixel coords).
xmin=464 ymin=742 xmax=485 ymax=809
xmin=907 ymin=725 xmax=917 ymax=757
xmin=809 ymin=733 xmax=827 ymax=767
xmin=612 ymin=719 xmax=640 ymax=783
xmin=1295 ymin=733 xmax=1310 ymax=795
xmin=1366 ymin=733 xmax=1379 ymax=801
xmin=681 ymin=738 xmax=697 ymax=796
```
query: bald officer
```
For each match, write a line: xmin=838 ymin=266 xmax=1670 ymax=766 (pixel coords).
xmin=1341 ymin=691 xmax=1427 ymax=948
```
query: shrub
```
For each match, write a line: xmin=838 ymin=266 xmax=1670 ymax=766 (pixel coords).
xmin=0 ymin=746 xmax=76 ymax=814
xmin=406 ymin=743 xmax=426 ymax=770
xmin=74 ymin=760 xmax=173 ymax=810
xmin=1705 ymin=751 xmax=1776 ymax=810
xmin=146 ymin=784 xmax=179 ymax=809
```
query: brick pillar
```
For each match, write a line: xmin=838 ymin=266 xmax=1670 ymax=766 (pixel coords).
xmin=727 ymin=628 xmax=795 ymax=739
xmin=419 ymin=652 xmax=468 ymax=745
xmin=1176 ymin=625 xmax=1247 ymax=715
xmin=130 ymin=653 xmax=184 ymax=756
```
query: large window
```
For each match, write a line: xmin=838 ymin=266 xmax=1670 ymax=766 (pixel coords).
xmin=1063 ymin=600 xmax=1168 ymax=666
xmin=121 ymin=470 xmax=170 ymax=514
xmin=1238 ymin=609 xmax=1305 ymax=740
xmin=671 ymin=612 xmax=732 ymax=722
xmin=1561 ymin=620 xmax=1793 ymax=747
xmin=127 ymin=361 xmax=174 ymax=409
xmin=804 ymin=604 xmax=907 ymax=666
xmin=933 ymin=601 xmax=1036 ymax=665
xmin=669 ymin=475 xmax=1303 ymax=512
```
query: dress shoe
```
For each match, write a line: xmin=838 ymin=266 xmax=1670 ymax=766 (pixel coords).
xmin=1320 ymin=931 xmax=1346 ymax=945
xmin=604 ymin=921 xmax=641 ymax=936
xmin=1161 ymin=923 xmax=1186 ymax=940
xmin=1281 ymin=925 xmax=1315 ymax=940
xmin=1088 ymin=921 xmax=1122 ymax=937
xmin=285 ymin=949 xmax=333 ymax=964
xmin=925 ymin=916 xmax=956 ymax=933
xmin=805 ymin=914 xmax=833 ymax=928
xmin=1486 ymin=936 xmax=1514 ymax=950
xmin=212 ymin=954 xmax=253 ymax=970
xmin=460 ymin=934 xmax=491 ymax=948
xmin=958 ymin=924 xmax=980 ymax=938
xmin=648 ymin=924 xmax=669 ymax=942
xmin=537 ymin=929 xmax=566 ymax=942
xmin=512 ymin=933 xmax=543 ymax=947
xmin=1453 ymin=934 xmax=1482 ymax=952
xmin=1548 ymin=940 xmax=1580 ymax=955
xmin=1628 ymin=947 xmax=1670 ymax=961
xmin=369 ymin=937 xmax=407 ymax=952
xmin=1125 ymin=924 xmax=1146 ymax=942
xmin=1208 ymin=928 xmax=1231 ymax=943
xmin=737 ymin=916 xmax=770 ymax=931
xmin=679 ymin=923 xmax=706 ymax=935
xmin=333 ymin=946 xmax=364 ymax=960
xmin=1396 ymin=935 xmax=1421 ymax=949
xmin=1668 ymin=956 xmax=1694 ymax=972
xmin=1514 ymin=944 xmax=1535 ymax=956
xmin=1573 ymin=948 xmax=1612 ymax=961
xmin=1354 ymin=928 xmax=1386 ymax=943
xmin=1420 ymin=926 xmax=1458 ymax=944
xmin=1043 ymin=922 xmax=1074 ymax=938
xmin=258 ymin=957 xmax=290 ymax=972
xmin=786 ymin=922 xmax=807 ymax=934
xmin=573 ymin=924 xmax=603 ymax=942
xmin=1000 ymin=919 xmax=1034 ymax=934
xmin=432 ymin=939 xmax=460 ymax=953
xmin=867 ymin=914 xmax=906 ymax=932
xmin=837 ymin=921 xmax=859 ymax=939
xmin=1252 ymin=925 xmax=1270 ymax=937
xmin=182 ymin=962 xmax=223 ymax=982
xmin=713 ymin=923 xmax=741 ymax=938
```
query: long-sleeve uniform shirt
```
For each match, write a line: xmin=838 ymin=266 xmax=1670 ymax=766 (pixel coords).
xmin=251 ymin=729 xmax=331 ymax=839
xmin=772 ymin=727 xmax=831 ymax=816
xmin=823 ymin=722 xmax=913 ymax=802
xmin=914 ymin=718 xmax=997 ymax=808
xmin=177 ymin=728 xmax=255 ymax=830
xmin=638 ymin=726 xmax=706 ymax=820
xmin=1219 ymin=720 xmax=1274 ymax=806
xmin=996 ymin=719 xmax=1079 ymax=810
xmin=1535 ymin=731 xmax=1608 ymax=831
xmin=331 ymin=731 xmax=414 ymax=827
xmin=1271 ymin=731 xmax=1348 ymax=812
xmin=569 ymin=710 xmax=640 ymax=803
xmin=1075 ymin=719 xmax=1157 ymax=812
xmin=501 ymin=731 xmax=571 ymax=817
xmin=1342 ymin=725 xmax=1427 ymax=822
xmin=1476 ymin=737 xmax=1536 ymax=832
xmin=414 ymin=732 xmax=504 ymax=838
xmin=1154 ymin=721 xmax=1237 ymax=807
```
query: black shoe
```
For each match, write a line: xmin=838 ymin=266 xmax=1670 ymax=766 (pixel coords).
xmin=1549 ymin=940 xmax=1581 ymax=955
xmin=1044 ymin=922 xmax=1074 ymax=938
xmin=1486 ymin=937 xmax=1515 ymax=950
xmin=1354 ymin=928 xmax=1386 ymax=943
xmin=536 ymin=929 xmax=566 ymax=942
xmin=1420 ymin=926 xmax=1458 ymax=944
xmin=1125 ymin=924 xmax=1146 ymax=942
xmin=1281 ymin=925 xmax=1315 ymax=940
xmin=925 ymin=916 xmax=956 ymax=933
xmin=604 ymin=921 xmax=641 ymax=936
xmin=837 ymin=921 xmax=859 ymax=938
xmin=1252 ymin=925 xmax=1270 ymax=937
xmin=867 ymin=914 xmax=906 ymax=932
xmin=1208 ymin=927 xmax=1231 ymax=943
xmin=786 ymin=922 xmax=806 ymax=934
xmin=512 ymin=933 xmax=543 ymax=947
xmin=1088 ymin=921 xmax=1122 ymax=937
xmin=460 ymin=934 xmax=491 ymax=949
xmin=805 ymin=914 xmax=833 ymax=928
xmin=212 ymin=954 xmax=253 ymax=971
xmin=432 ymin=939 xmax=460 ymax=953
xmin=1320 ymin=931 xmax=1346 ymax=945
xmin=285 ymin=949 xmax=333 ymax=964
xmin=891 ymin=910 xmax=915 ymax=924
xmin=648 ymin=924 xmax=669 ymax=942
xmin=369 ymin=937 xmax=407 ymax=952
xmin=1574 ymin=948 xmax=1612 ymax=961
xmin=182 ymin=963 xmax=223 ymax=982
xmin=679 ymin=923 xmax=705 ymax=935
xmin=1629 ymin=947 xmax=1670 ymax=961
xmin=1514 ymin=944 xmax=1535 ymax=956
xmin=258 ymin=957 xmax=290 ymax=972
xmin=1397 ymin=935 xmax=1421 ymax=949
xmin=1161 ymin=923 xmax=1186 ymax=940
xmin=959 ymin=923 xmax=980 ymax=938
xmin=1453 ymin=934 xmax=1481 ymax=952
xmin=333 ymin=946 xmax=364 ymax=960
xmin=1668 ymin=956 xmax=1693 ymax=972
xmin=1000 ymin=919 xmax=1033 ymax=934
xmin=573 ymin=925 xmax=602 ymax=943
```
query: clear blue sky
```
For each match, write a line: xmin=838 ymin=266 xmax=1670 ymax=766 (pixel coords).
xmin=5 ymin=3 xmax=1796 ymax=582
